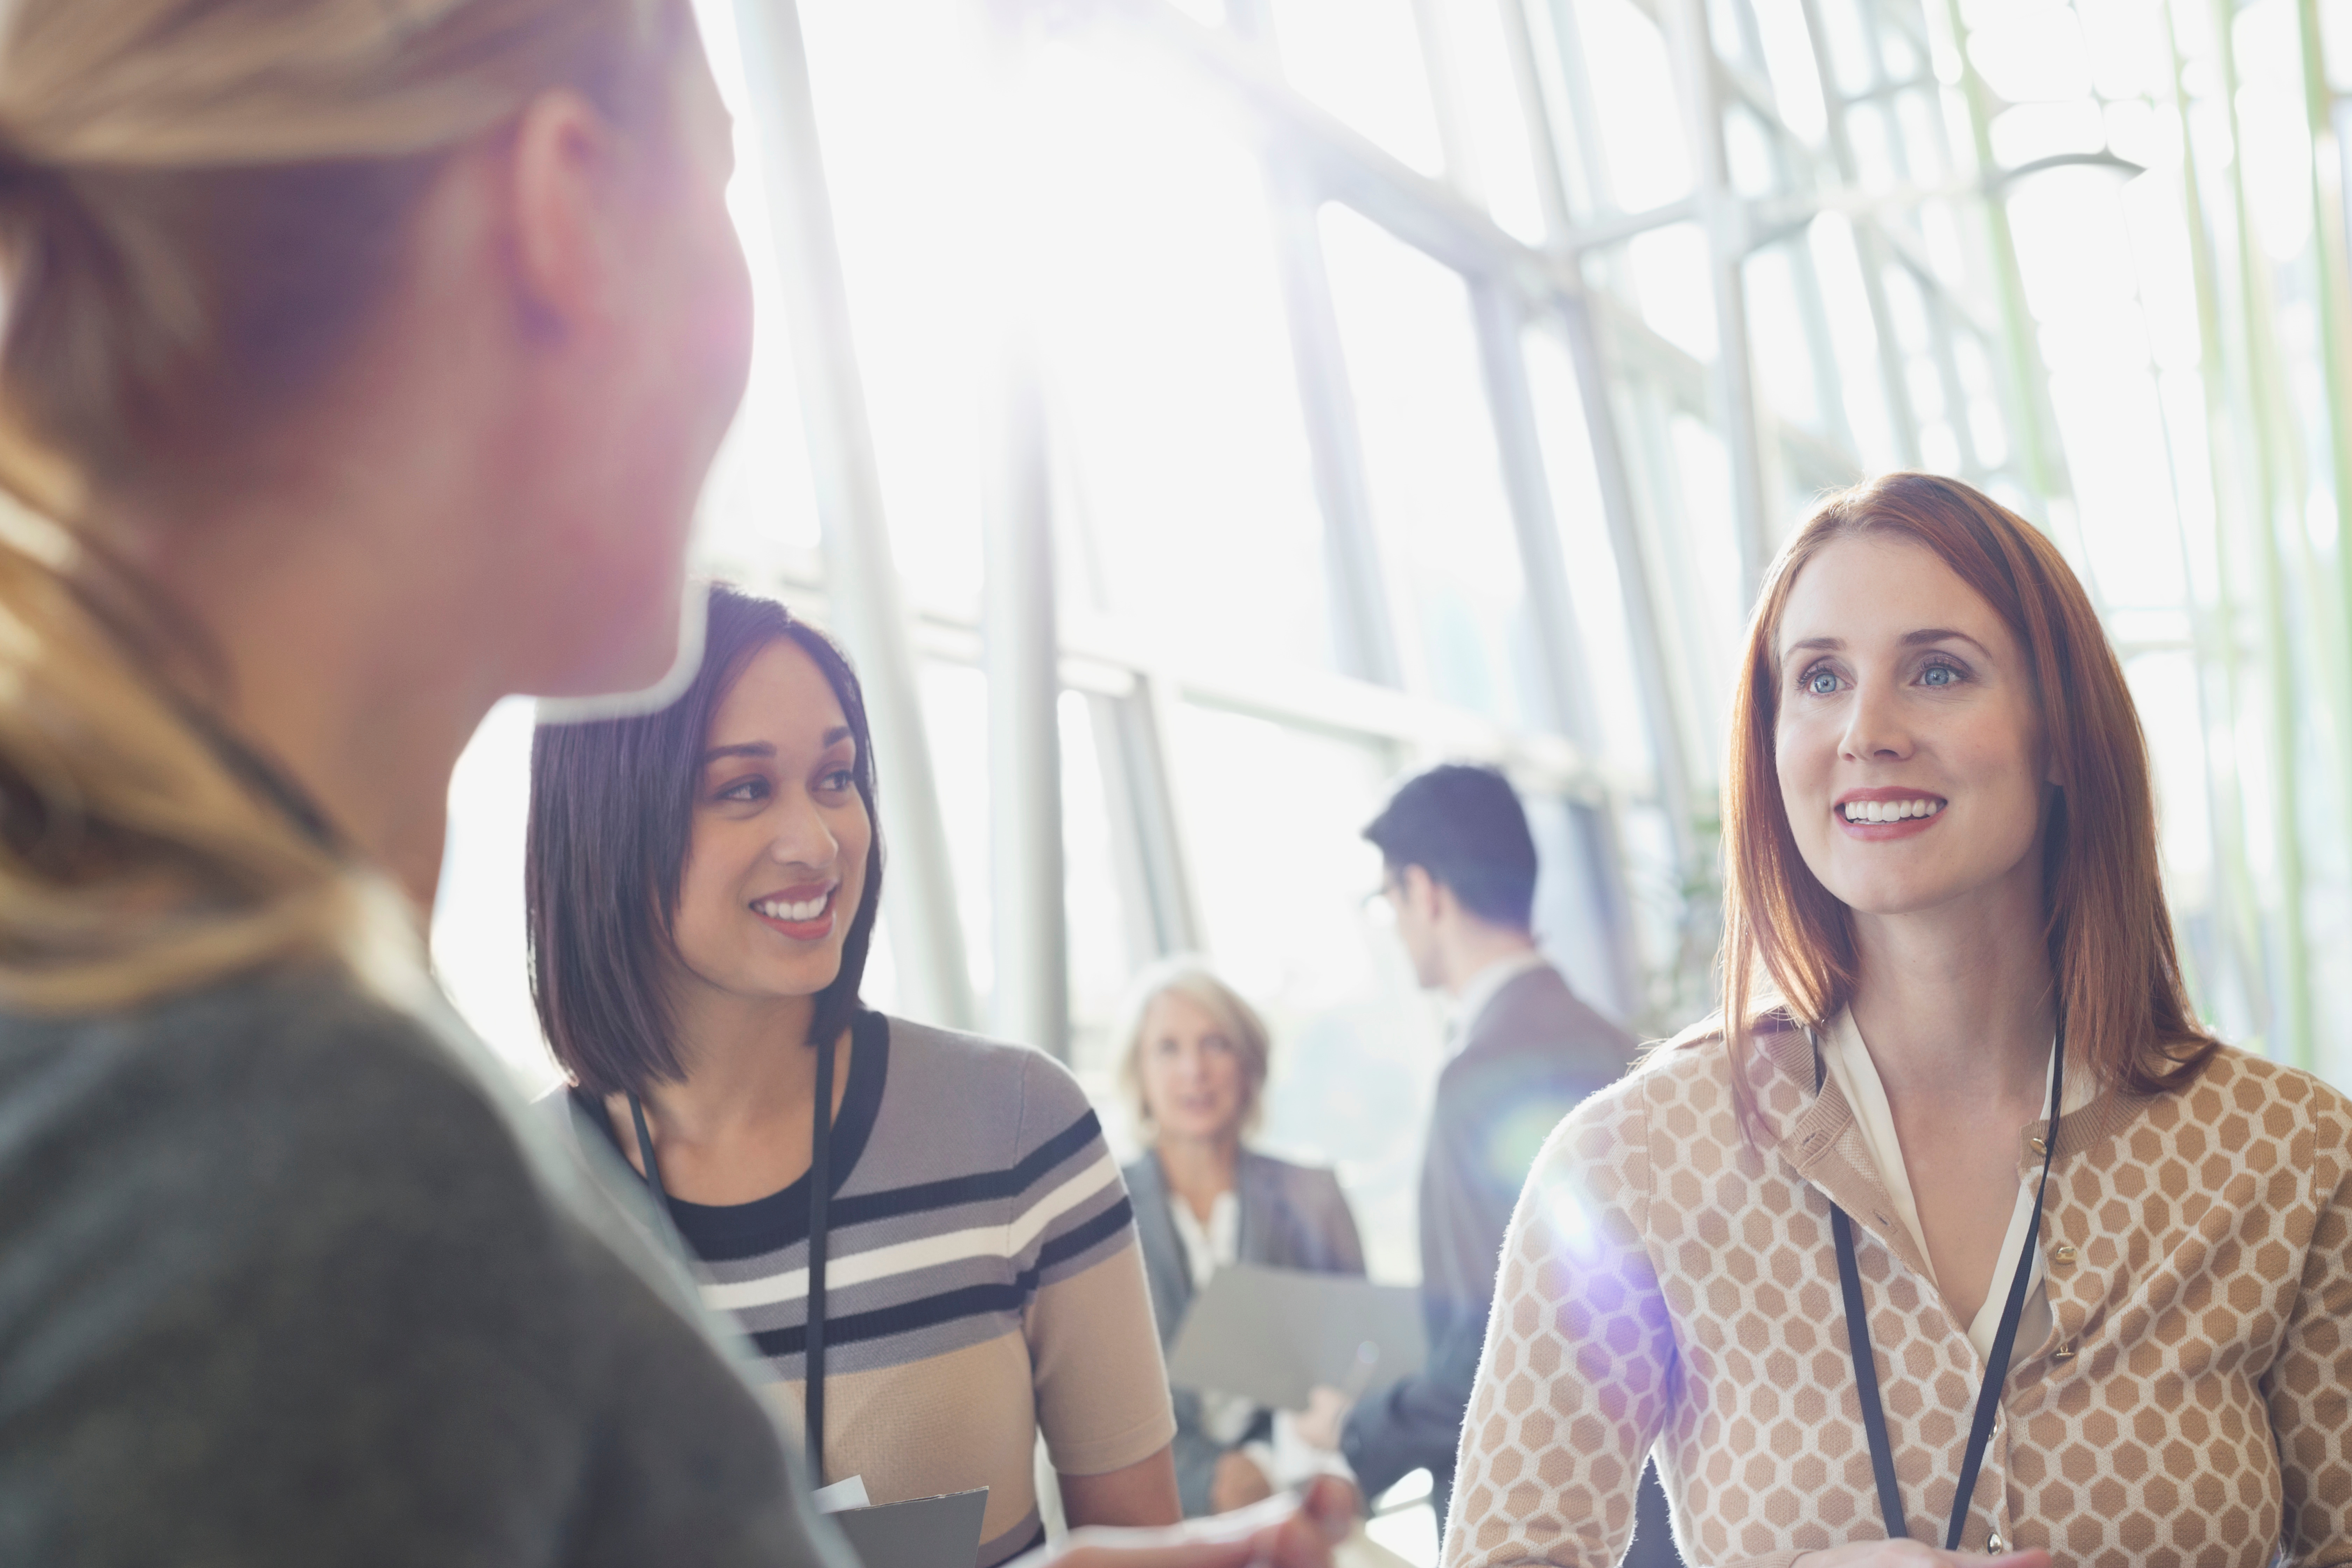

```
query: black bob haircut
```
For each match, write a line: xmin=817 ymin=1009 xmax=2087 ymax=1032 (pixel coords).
xmin=525 ymin=583 xmax=884 ymax=1099
xmin=1363 ymin=762 xmax=1538 ymax=932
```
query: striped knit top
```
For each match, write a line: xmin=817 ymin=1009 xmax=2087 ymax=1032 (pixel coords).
xmin=568 ymin=1011 xmax=1176 ymax=1567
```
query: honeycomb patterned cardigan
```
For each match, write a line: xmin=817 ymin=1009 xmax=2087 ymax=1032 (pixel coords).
xmin=1442 ymin=1020 xmax=2352 ymax=1568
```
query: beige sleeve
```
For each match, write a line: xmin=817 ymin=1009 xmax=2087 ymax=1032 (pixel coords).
xmin=1028 ymin=1236 xmax=1179 ymax=1477
xmin=1443 ymin=1081 xmax=1675 ymax=1568
xmin=2271 ymin=1104 xmax=2352 ymax=1567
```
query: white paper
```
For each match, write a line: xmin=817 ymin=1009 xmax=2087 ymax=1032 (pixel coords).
xmin=1270 ymin=1409 xmax=1357 ymax=1486
xmin=811 ymin=1475 xmax=870 ymax=1514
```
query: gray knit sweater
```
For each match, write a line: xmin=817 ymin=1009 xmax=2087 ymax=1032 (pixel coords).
xmin=0 ymin=972 xmax=847 ymax=1567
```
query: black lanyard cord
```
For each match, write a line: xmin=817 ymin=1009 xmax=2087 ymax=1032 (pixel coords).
xmin=1830 ymin=1203 xmax=1907 ymax=1539
xmin=628 ymin=1093 xmax=675 ymax=1231
xmin=1815 ymin=1013 xmax=2066 ymax=1549
xmin=806 ymin=1026 xmax=835 ymax=1483
xmin=625 ymin=1028 xmax=839 ymax=1485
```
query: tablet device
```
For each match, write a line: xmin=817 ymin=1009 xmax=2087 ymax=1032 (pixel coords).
xmin=1167 ymin=1264 xmax=1426 ymax=1410
xmin=828 ymin=1488 xmax=990 ymax=1568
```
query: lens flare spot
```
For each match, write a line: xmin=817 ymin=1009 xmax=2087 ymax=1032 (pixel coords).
xmin=1543 ymin=1180 xmax=1603 ymax=1266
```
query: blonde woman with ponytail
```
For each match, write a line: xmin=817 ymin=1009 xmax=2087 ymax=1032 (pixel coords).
xmin=0 ymin=5 xmax=1351 ymax=1566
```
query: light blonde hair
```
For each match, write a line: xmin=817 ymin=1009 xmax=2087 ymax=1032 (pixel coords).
xmin=1115 ymin=959 xmax=1273 ymax=1139
xmin=0 ymin=0 xmax=681 ymax=1011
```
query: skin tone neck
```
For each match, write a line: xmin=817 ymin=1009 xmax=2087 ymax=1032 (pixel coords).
xmin=1154 ymin=1128 xmax=1238 ymax=1224
xmin=1440 ymin=915 xmax=1538 ymax=997
xmin=1846 ymin=856 xmax=2056 ymax=1331
xmin=1389 ymin=863 xmax=1538 ymax=995
xmin=105 ymin=419 xmax=510 ymax=908
xmin=643 ymin=989 xmax=842 ymax=1138
xmin=614 ymin=986 xmax=854 ymax=1209
xmin=1845 ymin=858 xmax=2055 ymax=1120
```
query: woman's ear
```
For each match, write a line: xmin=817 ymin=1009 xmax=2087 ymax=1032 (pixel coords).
xmin=506 ymin=88 xmax=629 ymax=337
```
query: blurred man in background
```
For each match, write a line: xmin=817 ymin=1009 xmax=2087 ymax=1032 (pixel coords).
xmin=1298 ymin=763 xmax=1673 ymax=1563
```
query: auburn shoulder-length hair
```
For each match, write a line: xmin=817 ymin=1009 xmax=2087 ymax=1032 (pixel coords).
xmin=1710 ymin=472 xmax=2217 ymax=1127
xmin=526 ymin=584 xmax=885 ymax=1098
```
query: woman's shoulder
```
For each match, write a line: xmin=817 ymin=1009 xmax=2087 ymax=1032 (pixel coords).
xmin=2191 ymin=1036 xmax=2348 ymax=1096
xmin=1520 ymin=1016 xmax=1794 ymax=1180
xmin=0 ymin=968 xmax=503 ymax=1138
xmin=1236 ymin=1146 xmax=1328 ymax=1175
xmin=878 ymin=1010 xmax=1079 ymax=1093
xmin=0 ymin=969 xmax=585 ymax=1363
xmin=876 ymin=1012 xmax=1099 ymax=1147
xmin=1572 ymin=1018 xmax=1754 ymax=1119
xmin=1239 ymin=1150 xmax=1360 ymax=1240
xmin=3 ymin=962 xmax=410 ymax=1045
xmin=0 ymin=972 xmax=807 ymax=1559
xmin=0 ymin=971 xmax=553 ymax=1233
xmin=2160 ymin=1041 xmax=2352 ymax=1150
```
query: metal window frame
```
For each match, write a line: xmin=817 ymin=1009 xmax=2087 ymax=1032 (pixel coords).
xmin=723 ymin=0 xmax=2320 ymax=1060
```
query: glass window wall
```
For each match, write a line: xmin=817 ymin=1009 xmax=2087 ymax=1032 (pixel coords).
xmin=434 ymin=0 xmax=2352 ymax=1304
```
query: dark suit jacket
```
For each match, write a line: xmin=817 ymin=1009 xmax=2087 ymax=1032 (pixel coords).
xmin=1341 ymin=961 xmax=1636 ymax=1534
xmin=1125 ymin=1147 xmax=1365 ymax=1517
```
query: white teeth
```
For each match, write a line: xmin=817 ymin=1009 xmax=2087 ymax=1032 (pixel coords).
xmin=1842 ymin=798 xmax=1942 ymax=823
xmin=755 ymin=894 xmax=831 ymax=922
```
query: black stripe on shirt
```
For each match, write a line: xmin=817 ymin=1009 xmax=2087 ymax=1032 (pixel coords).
xmin=746 ymin=1196 xmax=1134 ymax=1360
xmin=691 ymin=1108 xmax=1109 ymax=1262
xmin=826 ymin=1110 xmax=1107 ymax=1230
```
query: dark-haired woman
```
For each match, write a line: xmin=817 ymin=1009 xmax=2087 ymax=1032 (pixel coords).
xmin=1444 ymin=474 xmax=2352 ymax=1568
xmin=531 ymin=584 xmax=1187 ymax=1567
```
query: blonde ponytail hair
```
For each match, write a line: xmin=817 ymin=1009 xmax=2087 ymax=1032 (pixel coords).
xmin=0 ymin=0 xmax=679 ymax=1011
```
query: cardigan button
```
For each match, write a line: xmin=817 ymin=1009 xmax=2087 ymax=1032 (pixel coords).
xmin=2053 ymin=1341 xmax=2077 ymax=1360
xmin=2051 ymin=1244 xmax=2078 ymax=1265
xmin=2028 ymin=1135 xmax=2049 ymax=1156
xmin=1989 ymin=1533 xmax=2005 ymax=1552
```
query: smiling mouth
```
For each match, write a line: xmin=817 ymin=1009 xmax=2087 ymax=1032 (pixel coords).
xmin=1838 ymin=797 xmax=1946 ymax=824
xmin=752 ymin=890 xmax=834 ymax=923
xmin=750 ymin=886 xmax=840 ymax=938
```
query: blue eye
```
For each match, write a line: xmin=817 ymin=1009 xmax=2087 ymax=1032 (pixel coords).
xmin=1805 ymin=669 xmax=1839 ymax=696
xmin=1922 ymin=663 xmax=1957 ymax=687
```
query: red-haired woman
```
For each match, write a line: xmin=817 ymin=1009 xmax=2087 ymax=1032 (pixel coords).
xmin=1443 ymin=473 xmax=2352 ymax=1568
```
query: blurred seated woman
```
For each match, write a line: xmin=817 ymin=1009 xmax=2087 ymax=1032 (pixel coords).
xmin=1117 ymin=962 xmax=1366 ymax=1518
xmin=530 ymin=584 xmax=1183 ymax=1566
